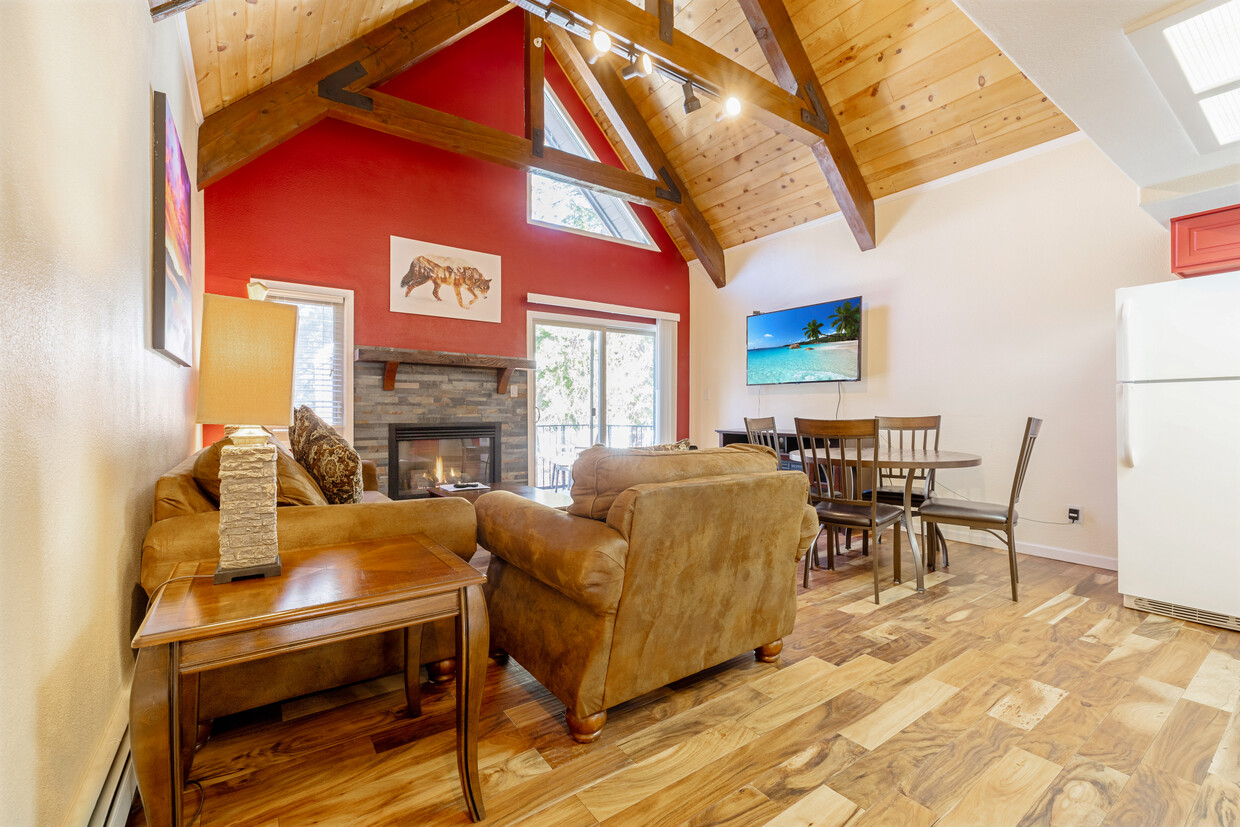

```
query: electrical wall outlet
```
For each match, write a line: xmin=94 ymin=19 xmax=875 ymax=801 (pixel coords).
xmin=1067 ymin=506 xmax=1081 ymax=523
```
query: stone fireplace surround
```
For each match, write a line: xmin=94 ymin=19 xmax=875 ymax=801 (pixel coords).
xmin=353 ymin=360 xmax=529 ymax=495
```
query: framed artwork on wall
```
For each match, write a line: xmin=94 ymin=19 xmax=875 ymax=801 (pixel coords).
xmin=152 ymin=90 xmax=193 ymax=367
xmin=389 ymin=236 xmax=501 ymax=324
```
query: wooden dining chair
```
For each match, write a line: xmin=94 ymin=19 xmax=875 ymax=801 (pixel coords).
xmin=868 ymin=415 xmax=948 ymax=568
xmin=917 ymin=417 xmax=1042 ymax=601
xmin=794 ymin=418 xmax=903 ymax=603
xmin=744 ymin=416 xmax=780 ymax=452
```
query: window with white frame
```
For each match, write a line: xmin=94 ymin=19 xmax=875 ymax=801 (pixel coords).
xmin=252 ymin=279 xmax=354 ymax=443
xmin=528 ymin=90 xmax=658 ymax=250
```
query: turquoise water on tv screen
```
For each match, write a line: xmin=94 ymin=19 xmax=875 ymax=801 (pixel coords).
xmin=747 ymin=341 xmax=859 ymax=384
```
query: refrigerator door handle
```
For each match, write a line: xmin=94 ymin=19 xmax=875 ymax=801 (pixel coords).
xmin=1118 ymin=383 xmax=1134 ymax=468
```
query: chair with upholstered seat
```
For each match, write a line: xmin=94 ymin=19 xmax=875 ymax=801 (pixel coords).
xmin=794 ymin=417 xmax=902 ymax=602
xmin=867 ymin=415 xmax=948 ymax=567
xmin=917 ymin=417 xmax=1042 ymax=601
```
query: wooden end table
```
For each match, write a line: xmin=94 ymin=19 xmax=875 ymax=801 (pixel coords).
xmin=130 ymin=534 xmax=488 ymax=824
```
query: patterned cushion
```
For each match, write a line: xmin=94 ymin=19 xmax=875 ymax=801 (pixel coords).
xmin=192 ymin=437 xmax=329 ymax=507
xmin=645 ymin=438 xmax=692 ymax=452
xmin=290 ymin=405 xmax=364 ymax=505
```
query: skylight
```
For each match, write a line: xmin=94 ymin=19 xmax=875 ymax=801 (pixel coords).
xmin=1128 ymin=0 xmax=1240 ymax=152
xmin=1163 ymin=0 xmax=1240 ymax=93
xmin=1200 ymin=86 xmax=1240 ymax=143
xmin=529 ymin=91 xmax=657 ymax=249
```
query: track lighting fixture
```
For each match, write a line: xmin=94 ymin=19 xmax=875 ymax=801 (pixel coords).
xmin=724 ymin=96 xmax=741 ymax=116
xmin=620 ymin=52 xmax=656 ymax=80
xmin=682 ymin=80 xmax=701 ymax=114
xmin=591 ymin=28 xmax=612 ymax=53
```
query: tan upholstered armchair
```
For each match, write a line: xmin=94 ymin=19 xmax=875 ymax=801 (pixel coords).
xmin=475 ymin=444 xmax=819 ymax=743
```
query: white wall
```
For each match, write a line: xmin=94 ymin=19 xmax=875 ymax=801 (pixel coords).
xmin=690 ymin=138 xmax=1169 ymax=568
xmin=0 ymin=1 xmax=203 ymax=822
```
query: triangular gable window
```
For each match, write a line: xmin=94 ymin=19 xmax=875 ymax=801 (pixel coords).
xmin=529 ymin=90 xmax=657 ymax=249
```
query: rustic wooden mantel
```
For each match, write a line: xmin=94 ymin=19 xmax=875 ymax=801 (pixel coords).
xmin=355 ymin=347 xmax=536 ymax=394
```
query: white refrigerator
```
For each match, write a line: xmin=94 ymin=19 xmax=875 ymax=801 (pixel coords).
xmin=1116 ymin=272 xmax=1240 ymax=629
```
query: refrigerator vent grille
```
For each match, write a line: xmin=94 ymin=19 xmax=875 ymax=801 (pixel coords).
xmin=1129 ymin=596 xmax=1240 ymax=632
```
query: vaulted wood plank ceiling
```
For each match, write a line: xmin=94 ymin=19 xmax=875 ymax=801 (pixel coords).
xmin=180 ymin=0 xmax=1074 ymax=270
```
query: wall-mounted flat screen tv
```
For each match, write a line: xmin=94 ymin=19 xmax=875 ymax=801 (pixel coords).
xmin=747 ymin=296 xmax=862 ymax=385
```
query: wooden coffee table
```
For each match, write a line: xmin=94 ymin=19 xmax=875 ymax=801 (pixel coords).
xmin=429 ymin=480 xmax=571 ymax=510
xmin=130 ymin=534 xmax=488 ymax=824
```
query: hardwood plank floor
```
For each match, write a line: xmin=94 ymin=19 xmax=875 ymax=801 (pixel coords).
xmin=129 ymin=536 xmax=1240 ymax=826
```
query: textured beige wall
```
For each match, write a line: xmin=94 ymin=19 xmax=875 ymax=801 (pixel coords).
xmin=690 ymin=138 xmax=1170 ymax=569
xmin=0 ymin=1 xmax=203 ymax=822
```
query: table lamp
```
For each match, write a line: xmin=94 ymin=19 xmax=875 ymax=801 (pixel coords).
xmin=196 ymin=293 xmax=298 ymax=584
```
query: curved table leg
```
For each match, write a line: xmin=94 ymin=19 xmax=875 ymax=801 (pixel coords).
xmin=456 ymin=584 xmax=488 ymax=821
xmin=904 ymin=473 xmax=925 ymax=592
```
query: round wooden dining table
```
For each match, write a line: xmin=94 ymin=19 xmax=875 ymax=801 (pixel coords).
xmin=791 ymin=446 xmax=982 ymax=593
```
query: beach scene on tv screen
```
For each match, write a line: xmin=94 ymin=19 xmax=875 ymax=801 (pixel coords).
xmin=747 ymin=298 xmax=860 ymax=384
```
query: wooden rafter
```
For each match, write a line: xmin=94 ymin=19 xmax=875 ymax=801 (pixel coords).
xmin=525 ymin=13 xmax=545 ymax=157
xmin=550 ymin=27 xmax=726 ymax=286
xmin=737 ymin=0 xmax=876 ymax=250
xmin=329 ymin=89 xmax=681 ymax=209
xmin=196 ymin=0 xmax=511 ymax=188
xmin=195 ymin=0 xmax=682 ymax=213
xmin=509 ymin=0 xmax=831 ymax=146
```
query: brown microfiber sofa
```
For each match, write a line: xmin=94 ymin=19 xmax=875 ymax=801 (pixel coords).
xmin=140 ymin=441 xmax=477 ymax=725
xmin=475 ymin=443 xmax=819 ymax=743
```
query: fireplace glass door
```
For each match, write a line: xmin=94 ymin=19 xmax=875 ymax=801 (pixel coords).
xmin=388 ymin=424 xmax=499 ymax=499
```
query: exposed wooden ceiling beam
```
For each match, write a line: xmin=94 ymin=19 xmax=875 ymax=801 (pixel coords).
xmin=330 ymin=90 xmax=682 ymax=210
xmin=550 ymin=27 xmax=726 ymax=287
xmin=525 ymin=13 xmax=546 ymax=156
xmin=149 ymin=0 xmax=207 ymax=23
xmin=196 ymin=0 xmax=511 ymax=188
xmin=737 ymin=0 xmax=875 ymax=250
xmin=509 ymin=0 xmax=830 ymax=146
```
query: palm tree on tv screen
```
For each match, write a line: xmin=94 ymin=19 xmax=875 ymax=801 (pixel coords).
xmin=829 ymin=301 xmax=860 ymax=341
xmin=802 ymin=319 xmax=824 ymax=342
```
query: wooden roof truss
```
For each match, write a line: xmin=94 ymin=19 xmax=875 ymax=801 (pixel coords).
xmin=179 ymin=0 xmax=880 ymax=288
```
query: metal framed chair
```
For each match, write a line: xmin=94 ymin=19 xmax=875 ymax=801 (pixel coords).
xmin=794 ymin=417 xmax=903 ymax=603
xmin=868 ymin=415 xmax=948 ymax=567
xmin=917 ymin=417 xmax=1042 ymax=601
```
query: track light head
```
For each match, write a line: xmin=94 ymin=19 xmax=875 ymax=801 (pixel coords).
xmin=640 ymin=53 xmax=653 ymax=76
xmin=724 ymin=96 xmax=741 ymax=116
xmin=621 ymin=55 xmax=641 ymax=80
xmin=591 ymin=28 xmax=612 ymax=53
xmin=682 ymin=81 xmax=701 ymax=114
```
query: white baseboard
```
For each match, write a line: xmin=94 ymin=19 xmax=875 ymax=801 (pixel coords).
xmin=65 ymin=671 xmax=136 ymax=827
xmin=933 ymin=526 xmax=1118 ymax=571
xmin=1015 ymin=541 xmax=1118 ymax=571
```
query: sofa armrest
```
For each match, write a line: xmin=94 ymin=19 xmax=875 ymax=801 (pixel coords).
xmin=141 ymin=497 xmax=477 ymax=595
xmin=361 ymin=460 xmax=380 ymax=492
xmin=475 ymin=491 xmax=628 ymax=615
xmin=798 ymin=503 xmax=819 ymax=562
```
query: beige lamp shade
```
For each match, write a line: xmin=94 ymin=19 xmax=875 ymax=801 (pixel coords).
xmin=196 ymin=293 xmax=298 ymax=426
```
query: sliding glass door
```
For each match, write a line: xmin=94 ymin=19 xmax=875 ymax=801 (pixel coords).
xmin=533 ymin=320 xmax=656 ymax=488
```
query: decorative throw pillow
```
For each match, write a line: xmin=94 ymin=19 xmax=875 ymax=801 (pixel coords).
xmin=192 ymin=437 xmax=329 ymax=507
xmin=290 ymin=405 xmax=364 ymax=504
xmin=645 ymin=438 xmax=693 ymax=452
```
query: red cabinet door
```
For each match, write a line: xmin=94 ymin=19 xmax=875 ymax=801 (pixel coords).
xmin=1172 ymin=204 xmax=1240 ymax=278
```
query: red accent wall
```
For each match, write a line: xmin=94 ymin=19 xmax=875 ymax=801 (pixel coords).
xmin=204 ymin=10 xmax=690 ymax=439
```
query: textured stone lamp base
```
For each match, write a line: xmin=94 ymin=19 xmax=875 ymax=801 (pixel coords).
xmin=215 ymin=442 xmax=282 ymax=584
